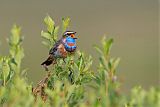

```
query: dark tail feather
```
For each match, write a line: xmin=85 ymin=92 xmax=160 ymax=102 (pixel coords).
xmin=41 ymin=55 xmax=54 ymax=66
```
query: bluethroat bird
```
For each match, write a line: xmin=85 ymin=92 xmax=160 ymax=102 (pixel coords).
xmin=41 ymin=31 xmax=77 ymax=71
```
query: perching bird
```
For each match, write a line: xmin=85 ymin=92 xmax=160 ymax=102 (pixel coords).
xmin=41 ymin=31 xmax=77 ymax=71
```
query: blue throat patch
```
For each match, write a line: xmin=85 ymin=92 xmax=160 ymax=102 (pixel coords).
xmin=64 ymin=37 xmax=76 ymax=52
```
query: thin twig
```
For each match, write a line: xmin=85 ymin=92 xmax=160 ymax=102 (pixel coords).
xmin=32 ymin=71 xmax=52 ymax=101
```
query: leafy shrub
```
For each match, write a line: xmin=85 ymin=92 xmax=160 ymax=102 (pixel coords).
xmin=0 ymin=15 xmax=159 ymax=107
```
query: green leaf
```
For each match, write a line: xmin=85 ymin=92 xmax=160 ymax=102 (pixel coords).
xmin=95 ymin=76 xmax=101 ymax=86
xmin=102 ymin=37 xmax=113 ymax=55
xmin=93 ymin=45 xmax=103 ymax=55
xmin=113 ymin=58 xmax=120 ymax=70
xmin=41 ymin=30 xmax=51 ymax=40
xmin=42 ymin=15 xmax=59 ymax=49
xmin=81 ymin=73 xmax=93 ymax=84
xmin=99 ymin=56 xmax=108 ymax=70
xmin=44 ymin=15 xmax=55 ymax=33
xmin=53 ymin=26 xmax=59 ymax=40
xmin=10 ymin=25 xmax=21 ymax=45
xmin=109 ymin=58 xmax=120 ymax=74
xmin=78 ymin=54 xmax=84 ymax=71
xmin=73 ymin=64 xmax=80 ymax=82
xmin=83 ymin=56 xmax=93 ymax=72
xmin=42 ymin=41 xmax=50 ymax=49
xmin=8 ymin=24 xmax=24 ymax=75
xmin=62 ymin=17 xmax=70 ymax=33
xmin=2 ymin=57 xmax=10 ymax=85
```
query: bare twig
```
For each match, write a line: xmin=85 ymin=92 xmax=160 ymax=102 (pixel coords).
xmin=32 ymin=71 xmax=52 ymax=101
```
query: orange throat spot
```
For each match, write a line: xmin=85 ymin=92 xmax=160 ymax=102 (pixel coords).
xmin=67 ymin=43 xmax=75 ymax=46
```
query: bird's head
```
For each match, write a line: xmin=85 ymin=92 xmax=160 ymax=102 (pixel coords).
xmin=63 ymin=31 xmax=77 ymax=39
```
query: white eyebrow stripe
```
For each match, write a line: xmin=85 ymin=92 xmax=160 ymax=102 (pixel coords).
xmin=64 ymin=31 xmax=75 ymax=35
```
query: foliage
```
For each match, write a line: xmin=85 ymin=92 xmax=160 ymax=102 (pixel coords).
xmin=0 ymin=16 xmax=159 ymax=107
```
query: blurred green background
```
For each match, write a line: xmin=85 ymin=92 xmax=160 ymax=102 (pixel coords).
xmin=0 ymin=0 xmax=159 ymax=92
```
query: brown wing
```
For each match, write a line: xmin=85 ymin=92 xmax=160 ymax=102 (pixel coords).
xmin=49 ymin=38 xmax=64 ymax=55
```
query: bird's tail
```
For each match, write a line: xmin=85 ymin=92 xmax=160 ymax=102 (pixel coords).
xmin=41 ymin=55 xmax=55 ymax=66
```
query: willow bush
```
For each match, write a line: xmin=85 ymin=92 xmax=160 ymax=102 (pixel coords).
xmin=0 ymin=15 xmax=159 ymax=107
